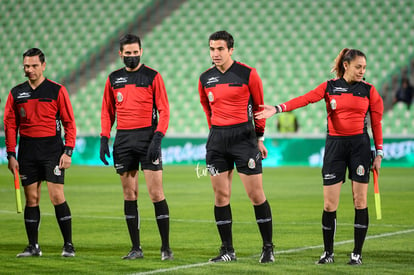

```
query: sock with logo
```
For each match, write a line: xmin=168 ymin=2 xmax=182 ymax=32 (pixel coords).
xmin=54 ymin=201 xmax=72 ymax=244
xmin=154 ymin=199 xmax=170 ymax=250
xmin=353 ymin=208 xmax=369 ymax=255
xmin=254 ymin=200 xmax=273 ymax=246
xmin=125 ymin=200 xmax=140 ymax=249
xmin=24 ymin=205 xmax=40 ymax=246
xmin=215 ymin=204 xmax=233 ymax=251
xmin=322 ymin=210 xmax=336 ymax=254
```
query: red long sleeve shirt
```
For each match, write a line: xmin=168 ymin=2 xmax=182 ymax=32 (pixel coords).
xmin=100 ymin=65 xmax=170 ymax=138
xmin=4 ymin=79 xmax=76 ymax=153
xmin=279 ymin=78 xmax=384 ymax=150
xmin=198 ymin=61 xmax=265 ymax=137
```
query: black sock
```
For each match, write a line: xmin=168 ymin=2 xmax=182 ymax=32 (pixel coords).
xmin=24 ymin=206 xmax=40 ymax=246
xmin=214 ymin=204 xmax=233 ymax=251
xmin=254 ymin=200 xmax=273 ymax=246
xmin=124 ymin=200 xmax=140 ymax=249
xmin=353 ymin=208 xmax=369 ymax=255
xmin=54 ymin=201 xmax=72 ymax=244
xmin=322 ymin=210 xmax=336 ymax=254
xmin=154 ymin=199 xmax=170 ymax=250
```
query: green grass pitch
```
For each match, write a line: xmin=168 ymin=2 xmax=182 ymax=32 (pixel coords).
xmin=0 ymin=165 xmax=413 ymax=274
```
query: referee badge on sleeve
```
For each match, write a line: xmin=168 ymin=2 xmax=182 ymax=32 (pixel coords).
xmin=20 ymin=107 xmax=26 ymax=118
xmin=330 ymin=98 xmax=337 ymax=110
xmin=117 ymin=92 xmax=124 ymax=103
xmin=208 ymin=91 xmax=214 ymax=102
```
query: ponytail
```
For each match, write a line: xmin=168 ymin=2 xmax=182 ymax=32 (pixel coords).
xmin=331 ymin=48 xmax=366 ymax=78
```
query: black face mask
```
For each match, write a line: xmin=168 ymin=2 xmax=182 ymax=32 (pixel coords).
xmin=123 ymin=56 xmax=140 ymax=69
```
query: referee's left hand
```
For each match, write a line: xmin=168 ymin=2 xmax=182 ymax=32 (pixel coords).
xmin=147 ymin=131 xmax=164 ymax=163
xmin=59 ymin=153 xmax=72 ymax=169
xmin=258 ymin=140 xmax=268 ymax=159
xmin=372 ymin=155 xmax=382 ymax=175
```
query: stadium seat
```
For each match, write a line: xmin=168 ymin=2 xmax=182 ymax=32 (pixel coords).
xmin=1 ymin=0 xmax=413 ymax=136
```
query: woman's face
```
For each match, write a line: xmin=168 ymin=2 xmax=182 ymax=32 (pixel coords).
xmin=343 ymin=55 xmax=366 ymax=83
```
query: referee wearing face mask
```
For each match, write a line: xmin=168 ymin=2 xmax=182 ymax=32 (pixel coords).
xmin=100 ymin=34 xmax=172 ymax=261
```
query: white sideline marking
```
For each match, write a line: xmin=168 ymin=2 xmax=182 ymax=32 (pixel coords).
xmin=131 ymin=229 xmax=414 ymax=275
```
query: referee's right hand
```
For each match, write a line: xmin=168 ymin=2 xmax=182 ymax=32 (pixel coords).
xmin=7 ymin=155 xmax=19 ymax=175
xmin=100 ymin=136 xmax=110 ymax=165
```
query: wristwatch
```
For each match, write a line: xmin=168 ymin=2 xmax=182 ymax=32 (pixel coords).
xmin=64 ymin=147 xmax=73 ymax=157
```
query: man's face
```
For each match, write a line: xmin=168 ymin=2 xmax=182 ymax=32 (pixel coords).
xmin=119 ymin=43 xmax=141 ymax=58
xmin=209 ymin=40 xmax=233 ymax=69
xmin=23 ymin=55 xmax=45 ymax=82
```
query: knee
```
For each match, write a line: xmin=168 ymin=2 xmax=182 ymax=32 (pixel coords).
xmin=323 ymin=199 xmax=338 ymax=212
xmin=353 ymin=196 xmax=367 ymax=209
xmin=26 ymin=196 xmax=39 ymax=207
xmin=149 ymin=189 xmax=165 ymax=203
xmin=123 ymin=189 xmax=138 ymax=201
xmin=352 ymin=191 xmax=367 ymax=209
xmin=214 ymin=190 xmax=230 ymax=206
xmin=25 ymin=191 xmax=40 ymax=206
xmin=248 ymin=191 xmax=266 ymax=205
xmin=50 ymin=193 xmax=65 ymax=206
xmin=324 ymin=205 xmax=337 ymax=212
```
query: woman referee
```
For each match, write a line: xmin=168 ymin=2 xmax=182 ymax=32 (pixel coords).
xmin=255 ymin=48 xmax=383 ymax=265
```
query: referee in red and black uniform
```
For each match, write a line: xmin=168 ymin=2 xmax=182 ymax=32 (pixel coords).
xmin=100 ymin=34 xmax=172 ymax=260
xmin=256 ymin=48 xmax=384 ymax=265
xmin=199 ymin=31 xmax=274 ymax=264
xmin=4 ymin=48 xmax=76 ymax=257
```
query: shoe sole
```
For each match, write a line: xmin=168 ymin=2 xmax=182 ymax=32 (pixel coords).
xmin=209 ymin=257 xmax=237 ymax=263
xmin=260 ymin=260 xmax=275 ymax=263
xmin=17 ymin=252 xmax=42 ymax=257
xmin=16 ymin=254 xmax=42 ymax=257
xmin=62 ymin=253 xmax=75 ymax=257
xmin=161 ymin=254 xmax=174 ymax=261
xmin=122 ymin=255 xmax=144 ymax=260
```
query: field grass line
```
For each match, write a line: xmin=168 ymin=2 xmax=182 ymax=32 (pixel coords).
xmin=1 ymin=210 xmax=414 ymax=229
xmin=131 ymin=228 xmax=414 ymax=275
xmin=271 ymin=228 xmax=414 ymax=255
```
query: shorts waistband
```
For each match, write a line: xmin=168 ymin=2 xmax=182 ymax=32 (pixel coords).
xmin=327 ymin=133 xmax=368 ymax=140
xmin=20 ymin=135 xmax=61 ymax=142
xmin=211 ymin=122 xmax=252 ymax=130
xmin=117 ymin=127 xmax=154 ymax=133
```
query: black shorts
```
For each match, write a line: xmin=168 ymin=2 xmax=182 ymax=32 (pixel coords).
xmin=113 ymin=128 xmax=162 ymax=174
xmin=322 ymin=134 xmax=372 ymax=185
xmin=206 ymin=122 xmax=262 ymax=175
xmin=18 ymin=136 xmax=65 ymax=186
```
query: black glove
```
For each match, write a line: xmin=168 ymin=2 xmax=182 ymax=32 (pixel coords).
xmin=147 ymin=131 xmax=164 ymax=163
xmin=100 ymin=136 xmax=110 ymax=165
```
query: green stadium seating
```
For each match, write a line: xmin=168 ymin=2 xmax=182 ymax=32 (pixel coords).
xmin=0 ymin=0 xmax=154 ymax=132
xmin=1 ymin=0 xmax=413 ymax=137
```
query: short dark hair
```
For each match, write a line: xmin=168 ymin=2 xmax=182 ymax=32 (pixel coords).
xmin=209 ymin=30 xmax=234 ymax=49
xmin=119 ymin=34 xmax=142 ymax=51
xmin=23 ymin=48 xmax=45 ymax=63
